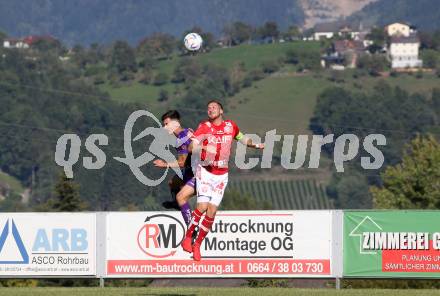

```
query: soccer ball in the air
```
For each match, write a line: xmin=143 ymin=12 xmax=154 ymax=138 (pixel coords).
xmin=184 ymin=33 xmax=203 ymax=51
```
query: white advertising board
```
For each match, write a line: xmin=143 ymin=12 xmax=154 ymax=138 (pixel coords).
xmin=106 ymin=211 xmax=333 ymax=278
xmin=0 ymin=213 xmax=95 ymax=276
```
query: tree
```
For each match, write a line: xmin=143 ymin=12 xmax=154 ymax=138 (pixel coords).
xmin=153 ymin=72 xmax=169 ymax=86
xmin=109 ymin=41 xmax=137 ymax=74
xmin=261 ymin=59 xmax=280 ymax=73
xmin=0 ymin=31 xmax=7 ymax=44
xmin=137 ymin=33 xmax=176 ymax=59
xmin=371 ymin=135 xmax=440 ymax=209
xmin=419 ymin=30 xmax=440 ymax=50
xmin=139 ymin=68 xmax=153 ymax=84
xmin=247 ymin=68 xmax=265 ymax=81
xmin=258 ymin=21 xmax=280 ymax=42
xmin=328 ymin=169 xmax=372 ymax=209
xmin=223 ymin=22 xmax=254 ymax=45
xmin=367 ymin=43 xmax=384 ymax=54
xmin=202 ymin=63 xmax=231 ymax=95
xmin=366 ymin=26 xmax=388 ymax=54
xmin=311 ymin=82 xmax=438 ymax=210
xmin=433 ymin=88 xmax=440 ymax=123
xmin=0 ymin=192 xmax=26 ymax=212
xmin=31 ymin=38 xmax=64 ymax=54
xmin=328 ymin=70 xmax=345 ymax=83
xmin=158 ymin=89 xmax=169 ymax=102
xmin=357 ymin=55 xmax=387 ymax=76
xmin=286 ymin=48 xmax=321 ymax=71
xmin=200 ymin=31 xmax=216 ymax=51
xmin=283 ymin=25 xmax=301 ymax=41
xmin=419 ymin=31 xmax=434 ymax=49
xmin=46 ymin=173 xmax=87 ymax=212
xmin=71 ymin=44 xmax=88 ymax=69
xmin=421 ymin=49 xmax=438 ymax=69
xmin=367 ymin=27 xmax=386 ymax=48
xmin=433 ymin=30 xmax=440 ymax=50
xmin=229 ymin=61 xmax=246 ymax=94
xmin=172 ymin=57 xmax=202 ymax=83
xmin=285 ymin=49 xmax=300 ymax=64
xmin=72 ymin=44 xmax=101 ymax=69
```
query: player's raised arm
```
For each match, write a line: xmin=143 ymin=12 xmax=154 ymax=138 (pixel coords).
xmin=153 ymin=153 xmax=187 ymax=168
xmin=231 ymin=120 xmax=264 ymax=149
xmin=235 ymin=132 xmax=265 ymax=149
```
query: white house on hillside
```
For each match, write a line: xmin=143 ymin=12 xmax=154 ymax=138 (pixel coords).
xmin=313 ymin=22 xmax=364 ymax=40
xmin=3 ymin=38 xmax=29 ymax=49
xmin=313 ymin=23 xmax=338 ymax=40
xmin=389 ymin=34 xmax=422 ymax=69
xmin=3 ymin=35 xmax=58 ymax=49
xmin=385 ymin=22 xmax=414 ymax=37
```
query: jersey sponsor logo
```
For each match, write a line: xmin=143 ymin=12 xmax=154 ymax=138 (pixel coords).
xmin=208 ymin=135 xmax=233 ymax=144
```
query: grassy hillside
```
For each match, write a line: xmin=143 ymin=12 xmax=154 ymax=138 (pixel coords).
xmin=100 ymin=42 xmax=321 ymax=105
xmin=228 ymin=70 xmax=440 ymax=135
xmin=228 ymin=74 xmax=331 ymax=135
xmin=101 ymin=42 xmax=440 ymax=136
xmin=0 ymin=171 xmax=25 ymax=195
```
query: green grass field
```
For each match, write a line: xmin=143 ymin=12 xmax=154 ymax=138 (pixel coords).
xmin=0 ymin=287 xmax=439 ymax=296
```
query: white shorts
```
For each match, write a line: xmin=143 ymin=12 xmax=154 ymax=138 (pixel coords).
xmin=196 ymin=165 xmax=228 ymax=206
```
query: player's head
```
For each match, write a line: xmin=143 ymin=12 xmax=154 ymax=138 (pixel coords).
xmin=161 ymin=110 xmax=181 ymax=134
xmin=207 ymin=100 xmax=224 ymax=121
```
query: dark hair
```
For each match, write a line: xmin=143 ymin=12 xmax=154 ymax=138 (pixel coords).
xmin=207 ymin=100 xmax=223 ymax=110
xmin=161 ymin=110 xmax=180 ymax=122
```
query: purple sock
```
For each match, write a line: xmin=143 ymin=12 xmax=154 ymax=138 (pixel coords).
xmin=180 ymin=202 xmax=192 ymax=226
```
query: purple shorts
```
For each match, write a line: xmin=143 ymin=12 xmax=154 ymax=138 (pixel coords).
xmin=185 ymin=177 xmax=196 ymax=188
xmin=182 ymin=168 xmax=196 ymax=188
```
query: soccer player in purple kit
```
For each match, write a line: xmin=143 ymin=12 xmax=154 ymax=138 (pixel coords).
xmin=153 ymin=110 xmax=195 ymax=226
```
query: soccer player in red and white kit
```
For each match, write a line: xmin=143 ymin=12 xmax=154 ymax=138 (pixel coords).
xmin=181 ymin=100 xmax=264 ymax=261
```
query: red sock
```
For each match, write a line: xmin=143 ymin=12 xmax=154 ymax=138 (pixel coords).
xmin=185 ymin=209 xmax=203 ymax=239
xmin=195 ymin=215 xmax=215 ymax=245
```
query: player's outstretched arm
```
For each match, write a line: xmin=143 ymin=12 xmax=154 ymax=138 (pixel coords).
xmin=153 ymin=154 xmax=188 ymax=168
xmin=236 ymin=132 xmax=264 ymax=149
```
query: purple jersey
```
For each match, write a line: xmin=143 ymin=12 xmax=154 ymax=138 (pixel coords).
xmin=176 ymin=128 xmax=192 ymax=156
xmin=176 ymin=128 xmax=194 ymax=186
